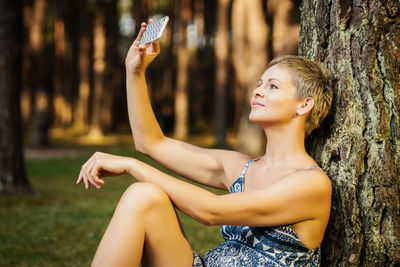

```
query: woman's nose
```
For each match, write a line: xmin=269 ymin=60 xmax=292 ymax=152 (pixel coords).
xmin=252 ymin=86 xmax=264 ymax=97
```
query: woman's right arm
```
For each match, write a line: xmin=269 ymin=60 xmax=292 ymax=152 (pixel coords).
xmin=125 ymin=22 xmax=248 ymax=190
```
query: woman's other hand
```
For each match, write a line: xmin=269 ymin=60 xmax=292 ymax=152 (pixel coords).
xmin=125 ymin=19 xmax=160 ymax=75
xmin=76 ymin=152 xmax=133 ymax=190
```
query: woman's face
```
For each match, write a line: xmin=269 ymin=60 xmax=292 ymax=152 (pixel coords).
xmin=249 ymin=64 xmax=300 ymax=127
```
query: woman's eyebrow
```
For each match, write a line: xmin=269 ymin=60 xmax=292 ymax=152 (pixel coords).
xmin=268 ymin=78 xmax=281 ymax=83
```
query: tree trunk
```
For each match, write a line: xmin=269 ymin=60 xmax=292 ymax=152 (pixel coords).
xmin=132 ymin=0 xmax=149 ymax=27
xmin=232 ymin=0 xmax=268 ymax=156
xmin=173 ymin=0 xmax=191 ymax=140
xmin=299 ymin=0 xmax=400 ymax=265
xmin=267 ymin=0 xmax=300 ymax=57
xmin=0 ymin=0 xmax=31 ymax=194
xmin=52 ymin=0 xmax=79 ymax=129
xmin=21 ymin=0 xmax=33 ymax=128
xmin=27 ymin=0 xmax=52 ymax=147
xmin=89 ymin=0 xmax=106 ymax=138
xmin=214 ymin=0 xmax=229 ymax=147
xmin=53 ymin=5 xmax=72 ymax=128
xmin=74 ymin=1 xmax=93 ymax=132
xmin=103 ymin=0 xmax=119 ymax=132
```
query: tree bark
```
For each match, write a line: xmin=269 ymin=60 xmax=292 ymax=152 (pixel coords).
xmin=0 ymin=0 xmax=31 ymax=194
xmin=232 ymin=0 xmax=268 ymax=156
xmin=214 ymin=0 xmax=229 ymax=147
xmin=299 ymin=0 xmax=400 ymax=265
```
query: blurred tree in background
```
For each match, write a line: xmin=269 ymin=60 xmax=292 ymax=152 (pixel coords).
xmin=0 ymin=1 xmax=30 ymax=193
xmin=2 ymin=0 xmax=301 ymax=194
xmin=16 ymin=0 xmax=301 ymax=153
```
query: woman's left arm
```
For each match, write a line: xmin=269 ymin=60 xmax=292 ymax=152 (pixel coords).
xmin=77 ymin=152 xmax=331 ymax=227
xmin=76 ymin=152 xmax=220 ymax=225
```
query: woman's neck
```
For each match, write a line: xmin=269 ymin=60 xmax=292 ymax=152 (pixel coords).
xmin=261 ymin=123 xmax=308 ymax=168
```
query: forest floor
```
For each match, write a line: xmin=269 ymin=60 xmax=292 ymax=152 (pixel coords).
xmin=0 ymin=133 xmax=227 ymax=266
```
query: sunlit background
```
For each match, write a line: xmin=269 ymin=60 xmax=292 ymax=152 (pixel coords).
xmin=1 ymin=0 xmax=302 ymax=265
xmin=3 ymin=0 xmax=399 ymax=265
xmin=21 ymin=0 xmax=301 ymax=154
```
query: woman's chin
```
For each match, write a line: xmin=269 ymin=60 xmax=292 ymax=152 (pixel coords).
xmin=249 ymin=114 xmax=268 ymax=126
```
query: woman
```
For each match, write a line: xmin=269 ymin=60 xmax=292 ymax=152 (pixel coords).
xmin=76 ymin=21 xmax=333 ymax=267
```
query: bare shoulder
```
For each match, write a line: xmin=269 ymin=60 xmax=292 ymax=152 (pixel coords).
xmin=285 ymin=168 xmax=332 ymax=201
xmin=303 ymin=168 xmax=331 ymax=192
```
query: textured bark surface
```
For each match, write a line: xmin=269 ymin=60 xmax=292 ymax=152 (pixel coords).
xmin=299 ymin=0 xmax=400 ymax=265
xmin=0 ymin=1 xmax=31 ymax=194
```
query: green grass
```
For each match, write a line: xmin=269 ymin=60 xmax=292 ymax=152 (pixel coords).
xmin=0 ymin=146 xmax=224 ymax=266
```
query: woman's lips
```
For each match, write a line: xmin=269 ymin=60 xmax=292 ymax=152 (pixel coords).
xmin=251 ymin=101 xmax=265 ymax=107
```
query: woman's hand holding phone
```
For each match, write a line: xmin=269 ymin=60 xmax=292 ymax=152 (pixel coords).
xmin=125 ymin=19 xmax=160 ymax=75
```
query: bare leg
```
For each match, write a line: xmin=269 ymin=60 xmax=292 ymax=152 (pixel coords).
xmin=91 ymin=182 xmax=194 ymax=267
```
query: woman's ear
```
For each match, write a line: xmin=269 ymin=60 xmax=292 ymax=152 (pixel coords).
xmin=296 ymin=97 xmax=314 ymax=116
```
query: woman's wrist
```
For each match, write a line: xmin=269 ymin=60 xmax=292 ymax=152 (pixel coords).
xmin=126 ymin=67 xmax=145 ymax=77
xmin=124 ymin=157 xmax=137 ymax=176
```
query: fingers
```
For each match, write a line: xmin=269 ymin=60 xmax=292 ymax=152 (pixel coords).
xmin=77 ymin=155 xmax=105 ymax=190
xmin=76 ymin=170 xmax=83 ymax=184
xmin=138 ymin=44 xmax=148 ymax=53
xmin=90 ymin=166 xmax=105 ymax=186
xmin=87 ymin=159 xmax=106 ymax=189
xmin=134 ymin=22 xmax=147 ymax=43
xmin=77 ymin=160 xmax=90 ymax=189
xmin=78 ymin=163 xmax=94 ymax=190
xmin=82 ymin=172 xmax=92 ymax=190
xmin=152 ymin=40 xmax=160 ymax=54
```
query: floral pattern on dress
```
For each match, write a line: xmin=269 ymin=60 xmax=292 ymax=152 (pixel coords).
xmin=193 ymin=159 xmax=321 ymax=267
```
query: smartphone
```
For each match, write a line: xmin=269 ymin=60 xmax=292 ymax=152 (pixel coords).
xmin=140 ymin=16 xmax=169 ymax=45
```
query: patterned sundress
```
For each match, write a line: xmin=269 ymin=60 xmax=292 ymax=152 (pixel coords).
xmin=192 ymin=158 xmax=322 ymax=267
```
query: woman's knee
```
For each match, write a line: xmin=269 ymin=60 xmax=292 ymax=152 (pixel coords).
xmin=119 ymin=182 xmax=170 ymax=212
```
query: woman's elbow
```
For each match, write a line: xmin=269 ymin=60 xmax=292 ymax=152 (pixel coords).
xmin=134 ymin=143 xmax=147 ymax=154
xmin=134 ymin=139 xmax=162 ymax=155
xmin=189 ymin=201 xmax=220 ymax=226
xmin=199 ymin=207 xmax=221 ymax=226
xmin=196 ymin=214 xmax=216 ymax=226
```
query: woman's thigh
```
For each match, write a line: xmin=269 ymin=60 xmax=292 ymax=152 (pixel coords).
xmin=139 ymin=183 xmax=194 ymax=267
xmin=92 ymin=182 xmax=194 ymax=267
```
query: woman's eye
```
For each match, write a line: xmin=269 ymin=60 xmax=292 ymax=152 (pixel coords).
xmin=270 ymin=84 xmax=278 ymax=89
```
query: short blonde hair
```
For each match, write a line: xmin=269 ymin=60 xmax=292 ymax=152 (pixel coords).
xmin=268 ymin=55 xmax=333 ymax=136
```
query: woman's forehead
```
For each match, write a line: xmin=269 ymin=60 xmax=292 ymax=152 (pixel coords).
xmin=261 ymin=64 xmax=293 ymax=82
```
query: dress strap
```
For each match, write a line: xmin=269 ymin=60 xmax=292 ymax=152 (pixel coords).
xmin=293 ymin=165 xmax=322 ymax=172
xmin=282 ymin=165 xmax=322 ymax=179
xmin=239 ymin=158 xmax=261 ymax=178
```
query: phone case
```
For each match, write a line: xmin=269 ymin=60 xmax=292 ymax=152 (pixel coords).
xmin=140 ymin=16 xmax=169 ymax=45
